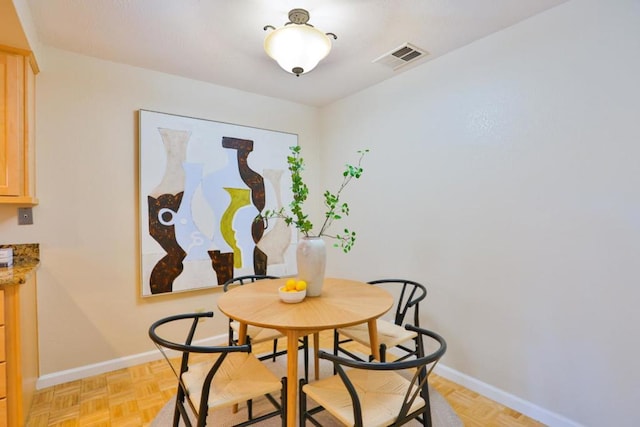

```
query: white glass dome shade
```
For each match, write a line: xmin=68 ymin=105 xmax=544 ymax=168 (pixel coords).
xmin=264 ymin=24 xmax=332 ymax=76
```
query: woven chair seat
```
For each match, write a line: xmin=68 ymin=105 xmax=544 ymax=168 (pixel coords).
xmin=230 ymin=320 xmax=285 ymax=344
xmin=338 ymin=318 xmax=417 ymax=349
xmin=182 ymin=352 xmax=282 ymax=411
xmin=303 ymin=368 xmax=425 ymax=427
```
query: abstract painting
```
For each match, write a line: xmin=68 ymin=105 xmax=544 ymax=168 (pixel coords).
xmin=139 ymin=110 xmax=298 ymax=296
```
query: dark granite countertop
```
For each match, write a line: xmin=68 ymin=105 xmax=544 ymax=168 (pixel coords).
xmin=0 ymin=243 xmax=39 ymax=286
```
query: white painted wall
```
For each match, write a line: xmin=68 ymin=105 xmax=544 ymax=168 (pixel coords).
xmin=320 ymin=1 xmax=639 ymax=426
xmin=0 ymin=46 xmax=321 ymax=374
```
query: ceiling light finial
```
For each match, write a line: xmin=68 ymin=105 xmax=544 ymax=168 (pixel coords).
xmin=264 ymin=8 xmax=337 ymax=77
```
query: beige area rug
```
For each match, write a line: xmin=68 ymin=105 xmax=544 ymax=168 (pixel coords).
xmin=151 ymin=354 xmax=462 ymax=426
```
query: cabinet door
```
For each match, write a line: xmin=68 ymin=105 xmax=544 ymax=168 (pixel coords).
xmin=0 ymin=288 xmax=5 ymax=427
xmin=0 ymin=397 xmax=6 ymax=426
xmin=0 ymin=51 xmax=25 ymax=196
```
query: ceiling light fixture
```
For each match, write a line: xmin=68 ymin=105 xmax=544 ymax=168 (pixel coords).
xmin=264 ymin=8 xmax=337 ymax=77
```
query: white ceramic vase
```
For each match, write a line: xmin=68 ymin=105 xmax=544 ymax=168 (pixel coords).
xmin=296 ymin=236 xmax=326 ymax=297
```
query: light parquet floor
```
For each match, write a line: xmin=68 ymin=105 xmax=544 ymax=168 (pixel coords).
xmin=27 ymin=332 xmax=545 ymax=426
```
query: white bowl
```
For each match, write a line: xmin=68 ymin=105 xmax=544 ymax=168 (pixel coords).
xmin=279 ymin=287 xmax=306 ymax=303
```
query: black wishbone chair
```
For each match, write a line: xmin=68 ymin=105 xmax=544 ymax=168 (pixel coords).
xmin=149 ymin=312 xmax=286 ymax=427
xmin=301 ymin=325 xmax=446 ymax=427
xmin=223 ymin=274 xmax=310 ymax=381
xmin=334 ymin=278 xmax=427 ymax=363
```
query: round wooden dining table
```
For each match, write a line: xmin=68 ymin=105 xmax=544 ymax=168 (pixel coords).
xmin=217 ymin=277 xmax=394 ymax=426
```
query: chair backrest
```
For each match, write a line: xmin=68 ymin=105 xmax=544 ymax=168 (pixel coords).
xmin=368 ymin=279 xmax=427 ymax=327
xmin=319 ymin=324 xmax=446 ymax=426
xmin=222 ymin=274 xmax=279 ymax=292
xmin=149 ymin=311 xmax=252 ymax=373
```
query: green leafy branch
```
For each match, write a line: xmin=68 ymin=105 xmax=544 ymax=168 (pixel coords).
xmin=260 ymin=145 xmax=368 ymax=253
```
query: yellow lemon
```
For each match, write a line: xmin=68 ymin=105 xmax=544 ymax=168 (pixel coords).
xmin=295 ymin=280 xmax=307 ymax=291
xmin=285 ymin=278 xmax=297 ymax=291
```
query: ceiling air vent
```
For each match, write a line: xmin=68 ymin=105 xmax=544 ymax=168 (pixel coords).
xmin=373 ymin=43 xmax=429 ymax=70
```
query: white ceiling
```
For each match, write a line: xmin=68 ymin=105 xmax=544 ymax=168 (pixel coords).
xmin=24 ymin=0 xmax=569 ymax=107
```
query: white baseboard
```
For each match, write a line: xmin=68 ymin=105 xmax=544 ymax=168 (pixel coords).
xmin=36 ymin=334 xmax=227 ymax=390
xmin=433 ymin=363 xmax=583 ymax=427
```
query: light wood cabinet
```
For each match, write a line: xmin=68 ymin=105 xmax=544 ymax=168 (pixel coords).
xmin=0 ymin=45 xmax=37 ymax=205
xmin=0 ymin=290 xmax=5 ymax=421
xmin=0 ymin=272 xmax=39 ymax=427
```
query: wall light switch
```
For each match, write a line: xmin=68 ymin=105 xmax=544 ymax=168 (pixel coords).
xmin=18 ymin=207 xmax=34 ymax=225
